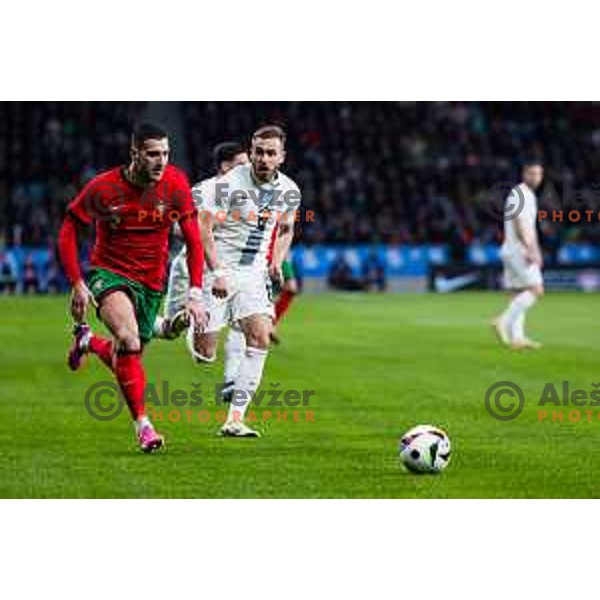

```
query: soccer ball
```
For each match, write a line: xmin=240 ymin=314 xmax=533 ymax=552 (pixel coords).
xmin=399 ymin=424 xmax=451 ymax=474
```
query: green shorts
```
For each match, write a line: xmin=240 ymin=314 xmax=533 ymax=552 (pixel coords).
xmin=87 ymin=268 xmax=163 ymax=344
xmin=282 ymin=259 xmax=296 ymax=282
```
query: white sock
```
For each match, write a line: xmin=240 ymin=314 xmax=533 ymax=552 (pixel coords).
xmin=135 ymin=416 xmax=152 ymax=433
xmin=223 ymin=328 xmax=246 ymax=387
xmin=502 ymin=291 xmax=537 ymax=341
xmin=228 ymin=347 xmax=268 ymax=422
xmin=153 ymin=316 xmax=166 ymax=339
xmin=80 ymin=329 xmax=92 ymax=351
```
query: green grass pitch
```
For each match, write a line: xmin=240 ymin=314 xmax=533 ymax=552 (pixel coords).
xmin=0 ymin=292 xmax=598 ymax=498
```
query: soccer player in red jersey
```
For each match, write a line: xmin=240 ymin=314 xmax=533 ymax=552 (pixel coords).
xmin=264 ymin=225 xmax=298 ymax=346
xmin=58 ymin=123 xmax=207 ymax=453
xmin=264 ymin=225 xmax=299 ymax=345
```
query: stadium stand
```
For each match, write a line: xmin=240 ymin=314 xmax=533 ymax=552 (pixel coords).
xmin=2 ymin=101 xmax=600 ymax=292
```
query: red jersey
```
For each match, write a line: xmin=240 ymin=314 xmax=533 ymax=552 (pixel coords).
xmin=67 ymin=165 xmax=196 ymax=291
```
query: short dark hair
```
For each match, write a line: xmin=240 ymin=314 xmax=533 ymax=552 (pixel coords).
xmin=213 ymin=141 xmax=246 ymax=168
xmin=522 ymin=159 xmax=544 ymax=169
xmin=131 ymin=123 xmax=168 ymax=148
xmin=252 ymin=124 xmax=286 ymax=145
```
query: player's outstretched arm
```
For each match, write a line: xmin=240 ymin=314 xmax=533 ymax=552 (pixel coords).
xmin=179 ymin=216 xmax=208 ymax=328
xmin=198 ymin=212 xmax=228 ymax=299
xmin=58 ymin=215 xmax=92 ymax=322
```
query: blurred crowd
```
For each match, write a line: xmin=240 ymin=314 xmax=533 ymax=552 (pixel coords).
xmin=0 ymin=101 xmax=145 ymax=247
xmin=0 ymin=102 xmax=145 ymax=292
xmin=185 ymin=101 xmax=600 ymax=250
xmin=2 ymin=101 xmax=600 ymax=292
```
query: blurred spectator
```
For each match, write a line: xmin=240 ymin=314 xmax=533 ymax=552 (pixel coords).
xmin=46 ymin=258 xmax=68 ymax=293
xmin=0 ymin=248 xmax=18 ymax=294
xmin=23 ymin=254 xmax=39 ymax=294
xmin=362 ymin=251 xmax=386 ymax=292
xmin=328 ymin=254 xmax=362 ymax=291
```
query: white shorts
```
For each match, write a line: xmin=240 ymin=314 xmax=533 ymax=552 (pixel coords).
xmin=501 ymin=248 xmax=543 ymax=290
xmin=164 ymin=251 xmax=189 ymax=319
xmin=202 ymin=268 xmax=274 ymax=333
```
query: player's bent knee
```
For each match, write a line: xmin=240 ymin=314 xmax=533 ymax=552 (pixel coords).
xmin=196 ymin=336 xmax=217 ymax=357
xmin=245 ymin=330 xmax=270 ymax=350
xmin=186 ymin=329 xmax=217 ymax=362
xmin=191 ymin=337 xmax=217 ymax=362
xmin=116 ymin=337 xmax=141 ymax=354
xmin=257 ymin=337 xmax=270 ymax=350
xmin=113 ymin=329 xmax=141 ymax=353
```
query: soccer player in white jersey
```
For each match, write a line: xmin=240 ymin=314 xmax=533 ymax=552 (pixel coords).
xmin=493 ymin=161 xmax=545 ymax=349
xmin=153 ymin=142 xmax=248 ymax=340
xmin=194 ymin=125 xmax=301 ymax=437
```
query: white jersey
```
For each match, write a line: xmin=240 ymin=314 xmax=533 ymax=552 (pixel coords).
xmin=195 ymin=175 xmax=219 ymax=204
xmin=502 ymin=182 xmax=538 ymax=254
xmin=178 ymin=175 xmax=217 ymax=257
xmin=197 ymin=164 xmax=301 ymax=272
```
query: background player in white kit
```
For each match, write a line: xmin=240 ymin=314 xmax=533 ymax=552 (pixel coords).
xmin=493 ymin=161 xmax=545 ymax=349
xmin=153 ymin=142 xmax=248 ymax=340
xmin=195 ymin=125 xmax=300 ymax=437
